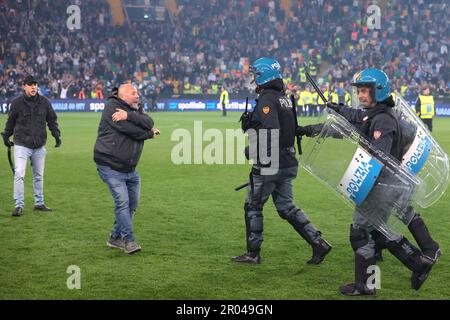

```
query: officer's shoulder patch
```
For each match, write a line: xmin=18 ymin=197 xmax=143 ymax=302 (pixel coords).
xmin=262 ymin=106 xmax=270 ymax=114
xmin=373 ymin=130 xmax=382 ymax=140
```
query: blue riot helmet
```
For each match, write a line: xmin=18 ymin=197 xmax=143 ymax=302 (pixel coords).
xmin=351 ymin=68 xmax=391 ymax=102
xmin=249 ymin=57 xmax=283 ymax=86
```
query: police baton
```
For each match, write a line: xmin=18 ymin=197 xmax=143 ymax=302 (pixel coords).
xmin=290 ymin=95 xmax=303 ymax=155
xmin=7 ymin=145 xmax=15 ymax=175
xmin=235 ymin=182 xmax=249 ymax=191
xmin=303 ymin=62 xmax=328 ymax=104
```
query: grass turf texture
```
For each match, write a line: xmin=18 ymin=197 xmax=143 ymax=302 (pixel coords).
xmin=0 ymin=112 xmax=449 ymax=300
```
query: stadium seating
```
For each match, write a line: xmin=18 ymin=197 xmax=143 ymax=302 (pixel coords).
xmin=0 ymin=0 xmax=448 ymax=100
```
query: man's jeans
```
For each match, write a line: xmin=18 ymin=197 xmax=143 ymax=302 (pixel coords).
xmin=97 ymin=165 xmax=141 ymax=242
xmin=14 ymin=145 xmax=46 ymax=208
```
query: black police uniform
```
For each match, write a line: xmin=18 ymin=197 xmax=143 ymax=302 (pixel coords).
xmin=326 ymin=99 xmax=438 ymax=294
xmin=232 ymin=79 xmax=331 ymax=264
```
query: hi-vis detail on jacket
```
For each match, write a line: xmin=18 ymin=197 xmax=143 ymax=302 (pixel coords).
xmin=338 ymin=147 xmax=384 ymax=206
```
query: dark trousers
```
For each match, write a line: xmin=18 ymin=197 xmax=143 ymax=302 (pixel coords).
xmin=243 ymin=165 xmax=322 ymax=253
xmin=422 ymin=118 xmax=433 ymax=132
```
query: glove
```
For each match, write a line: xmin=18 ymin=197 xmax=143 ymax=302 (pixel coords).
xmin=55 ymin=136 xmax=62 ymax=148
xmin=326 ymin=102 xmax=344 ymax=114
xmin=1 ymin=132 xmax=13 ymax=147
xmin=296 ymin=126 xmax=309 ymax=137
xmin=296 ymin=124 xmax=324 ymax=138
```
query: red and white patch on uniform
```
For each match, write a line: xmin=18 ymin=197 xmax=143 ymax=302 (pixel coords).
xmin=373 ymin=131 xmax=382 ymax=140
xmin=262 ymin=106 xmax=270 ymax=114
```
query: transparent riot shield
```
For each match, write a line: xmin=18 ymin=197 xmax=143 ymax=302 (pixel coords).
xmin=393 ymin=94 xmax=449 ymax=208
xmin=300 ymin=111 xmax=420 ymax=240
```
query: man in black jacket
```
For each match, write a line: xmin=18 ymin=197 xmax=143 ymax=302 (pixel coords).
xmin=94 ymin=83 xmax=159 ymax=254
xmin=232 ymin=57 xmax=331 ymax=265
xmin=1 ymin=75 xmax=61 ymax=217
xmin=298 ymin=69 xmax=438 ymax=295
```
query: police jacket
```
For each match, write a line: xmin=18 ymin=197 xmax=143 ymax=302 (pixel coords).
xmin=94 ymin=94 xmax=155 ymax=172
xmin=333 ymin=96 xmax=403 ymax=161
xmin=249 ymin=79 xmax=297 ymax=169
xmin=2 ymin=93 xmax=60 ymax=149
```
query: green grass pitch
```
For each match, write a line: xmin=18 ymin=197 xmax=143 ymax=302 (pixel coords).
xmin=0 ymin=112 xmax=449 ymax=299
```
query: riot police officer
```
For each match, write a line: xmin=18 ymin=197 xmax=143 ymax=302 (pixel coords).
xmin=232 ymin=57 xmax=332 ymax=265
xmin=299 ymin=69 xmax=439 ymax=295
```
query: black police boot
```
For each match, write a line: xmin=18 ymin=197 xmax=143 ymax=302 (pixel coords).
xmin=232 ymin=204 xmax=262 ymax=264
xmin=370 ymin=230 xmax=386 ymax=262
xmin=231 ymin=252 xmax=261 ymax=264
xmin=411 ymin=255 xmax=434 ymax=290
xmin=281 ymin=208 xmax=331 ymax=264
xmin=408 ymin=214 xmax=441 ymax=262
xmin=386 ymin=237 xmax=435 ymax=290
xmin=307 ymin=238 xmax=332 ymax=265
xmin=340 ymin=254 xmax=376 ymax=296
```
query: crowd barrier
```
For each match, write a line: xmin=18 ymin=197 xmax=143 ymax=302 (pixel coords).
xmin=1 ymin=96 xmax=449 ymax=116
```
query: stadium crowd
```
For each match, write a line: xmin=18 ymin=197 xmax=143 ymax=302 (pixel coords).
xmin=0 ymin=0 xmax=449 ymax=101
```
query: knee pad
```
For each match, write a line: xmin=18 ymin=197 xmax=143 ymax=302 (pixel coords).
xmin=277 ymin=206 xmax=295 ymax=220
xmin=349 ymin=225 xmax=369 ymax=252
xmin=247 ymin=210 xmax=263 ymax=233
xmin=278 ymin=207 xmax=308 ymax=225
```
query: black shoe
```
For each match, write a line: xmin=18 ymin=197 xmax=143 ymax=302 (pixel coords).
xmin=12 ymin=207 xmax=23 ymax=217
xmin=307 ymin=239 xmax=332 ymax=265
xmin=340 ymin=283 xmax=376 ymax=296
xmin=231 ymin=252 xmax=261 ymax=264
xmin=411 ymin=255 xmax=434 ymax=290
xmin=34 ymin=204 xmax=53 ymax=212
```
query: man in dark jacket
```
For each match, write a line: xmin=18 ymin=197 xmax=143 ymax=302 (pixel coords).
xmin=232 ymin=57 xmax=331 ymax=265
xmin=94 ymin=83 xmax=159 ymax=254
xmin=298 ymin=69 xmax=438 ymax=295
xmin=1 ymin=75 xmax=61 ymax=217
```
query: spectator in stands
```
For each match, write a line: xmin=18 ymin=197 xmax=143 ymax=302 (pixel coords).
xmin=0 ymin=0 xmax=448 ymax=100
